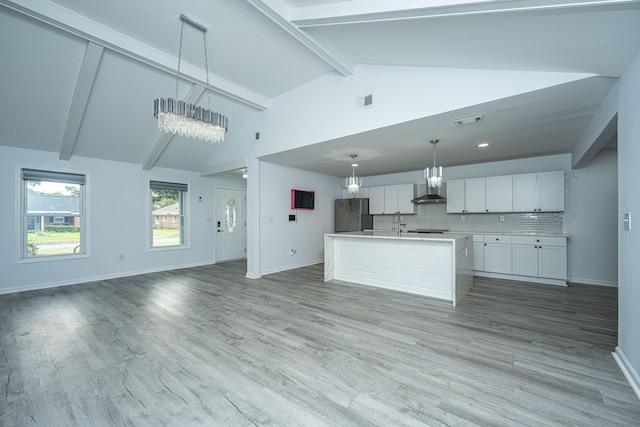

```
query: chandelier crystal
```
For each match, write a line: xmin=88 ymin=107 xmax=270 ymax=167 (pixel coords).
xmin=425 ymin=139 xmax=444 ymax=188
xmin=153 ymin=15 xmax=228 ymax=143
xmin=346 ymin=154 xmax=362 ymax=194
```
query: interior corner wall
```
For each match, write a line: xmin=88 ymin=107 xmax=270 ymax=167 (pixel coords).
xmin=569 ymin=148 xmax=618 ymax=286
xmin=617 ymin=48 xmax=640 ymax=395
xmin=258 ymin=161 xmax=342 ymax=276
xmin=0 ymin=145 xmax=245 ymax=295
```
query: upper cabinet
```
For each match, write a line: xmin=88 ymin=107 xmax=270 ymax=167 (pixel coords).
xmin=513 ymin=171 xmax=564 ymax=212
xmin=448 ymin=171 xmax=563 ymax=214
xmin=368 ymin=184 xmax=415 ymax=215
xmin=446 ymin=175 xmax=512 ymax=213
xmin=485 ymin=175 xmax=513 ymax=212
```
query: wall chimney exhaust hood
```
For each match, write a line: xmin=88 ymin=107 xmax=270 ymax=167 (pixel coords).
xmin=411 ymin=184 xmax=446 ymax=204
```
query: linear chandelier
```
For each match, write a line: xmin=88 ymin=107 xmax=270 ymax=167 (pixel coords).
xmin=425 ymin=139 xmax=444 ymax=188
xmin=346 ymin=154 xmax=362 ymax=194
xmin=153 ymin=15 xmax=228 ymax=144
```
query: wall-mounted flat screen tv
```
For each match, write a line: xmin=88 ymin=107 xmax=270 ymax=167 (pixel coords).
xmin=291 ymin=189 xmax=315 ymax=210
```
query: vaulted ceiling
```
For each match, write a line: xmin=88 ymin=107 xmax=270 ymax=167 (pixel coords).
xmin=1 ymin=0 xmax=639 ymax=177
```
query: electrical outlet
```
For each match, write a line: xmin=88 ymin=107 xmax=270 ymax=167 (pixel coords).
xmin=289 ymin=249 xmax=297 ymax=256
xmin=499 ymin=215 xmax=506 ymax=222
xmin=461 ymin=215 xmax=466 ymax=222
xmin=118 ymin=254 xmax=124 ymax=261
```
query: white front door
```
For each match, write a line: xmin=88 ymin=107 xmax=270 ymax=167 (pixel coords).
xmin=215 ymin=188 xmax=246 ymax=262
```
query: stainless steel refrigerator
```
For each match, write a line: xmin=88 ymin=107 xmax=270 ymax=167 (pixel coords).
xmin=335 ymin=198 xmax=373 ymax=232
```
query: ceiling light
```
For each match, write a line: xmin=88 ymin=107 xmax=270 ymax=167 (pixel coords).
xmin=346 ymin=154 xmax=362 ymax=194
xmin=478 ymin=142 xmax=489 ymax=148
xmin=454 ymin=115 xmax=484 ymax=126
xmin=424 ymin=139 xmax=443 ymax=188
xmin=153 ymin=15 xmax=228 ymax=143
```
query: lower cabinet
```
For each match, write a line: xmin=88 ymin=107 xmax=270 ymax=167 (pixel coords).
xmin=474 ymin=234 xmax=567 ymax=284
xmin=512 ymin=236 xmax=567 ymax=279
xmin=482 ymin=235 xmax=512 ymax=274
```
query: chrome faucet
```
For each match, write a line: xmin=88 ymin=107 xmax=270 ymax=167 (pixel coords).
xmin=393 ymin=212 xmax=406 ymax=237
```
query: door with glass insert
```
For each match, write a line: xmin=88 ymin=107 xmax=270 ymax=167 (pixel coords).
xmin=215 ymin=188 xmax=246 ymax=262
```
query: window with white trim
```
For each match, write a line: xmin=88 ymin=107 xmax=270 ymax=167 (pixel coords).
xmin=150 ymin=181 xmax=187 ymax=248
xmin=21 ymin=169 xmax=86 ymax=259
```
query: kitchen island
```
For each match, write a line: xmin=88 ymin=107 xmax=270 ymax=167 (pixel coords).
xmin=324 ymin=231 xmax=473 ymax=306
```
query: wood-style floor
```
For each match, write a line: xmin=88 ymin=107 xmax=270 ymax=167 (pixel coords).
xmin=1 ymin=261 xmax=639 ymax=426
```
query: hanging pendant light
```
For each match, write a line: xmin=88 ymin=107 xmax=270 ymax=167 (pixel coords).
xmin=153 ymin=15 xmax=228 ymax=143
xmin=425 ymin=139 xmax=444 ymax=188
xmin=345 ymin=154 xmax=362 ymax=194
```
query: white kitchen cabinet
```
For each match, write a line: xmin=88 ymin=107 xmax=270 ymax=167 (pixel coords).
xmin=368 ymin=186 xmax=385 ymax=214
xmin=485 ymin=175 xmax=513 ymax=212
xmin=513 ymin=171 xmax=564 ymax=212
xmin=446 ymin=178 xmax=485 ymax=213
xmin=384 ymin=185 xmax=400 ymax=213
xmin=446 ymin=179 xmax=465 ymax=213
xmin=482 ymin=235 xmax=512 ymax=274
xmin=512 ymin=236 xmax=567 ymax=280
xmin=367 ymin=184 xmax=415 ymax=215
xmin=447 ymin=176 xmax=511 ymax=213
xmin=397 ymin=183 xmax=415 ymax=214
xmin=465 ymin=178 xmax=486 ymax=212
xmin=538 ymin=171 xmax=565 ymax=212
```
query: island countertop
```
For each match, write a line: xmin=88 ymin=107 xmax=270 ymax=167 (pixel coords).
xmin=324 ymin=232 xmax=474 ymax=305
xmin=325 ymin=231 xmax=472 ymax=241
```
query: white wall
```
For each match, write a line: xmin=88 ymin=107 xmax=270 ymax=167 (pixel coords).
xmin=210 ymin=65 xmax=595 ymax=169
xmin=570 ymin=148 xmax=618 ymax=286
xmin=0 ymin=145 xmax=245 ymax=294
xmin=257 ymin=162 xmax=342 ymax=275
xmin=616 ymin=48 xmax=640 ymax=397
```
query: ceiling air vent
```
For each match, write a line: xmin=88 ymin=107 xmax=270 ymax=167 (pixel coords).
xmin=356 ymin=94 xmax=373 ymax=109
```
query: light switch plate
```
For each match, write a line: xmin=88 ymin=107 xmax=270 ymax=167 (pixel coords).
xmin=624 ymin=212 xmax=631 ymax=230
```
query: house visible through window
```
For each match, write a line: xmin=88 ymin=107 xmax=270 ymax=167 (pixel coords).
xmin=22 ymin=168 xmax=85 ymax=259
xmin=150 ymin=181 xmax=187 ymax=248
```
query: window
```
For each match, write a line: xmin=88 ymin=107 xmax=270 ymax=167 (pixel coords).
xmin=21 ymin=168 xmax=85 ymax=259
xmin=150 ymin=181 xmax=187 ymax=248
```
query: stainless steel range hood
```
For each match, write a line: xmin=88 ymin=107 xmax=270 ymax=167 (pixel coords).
xmin=411 ymin=184 xmax=446 ymax=204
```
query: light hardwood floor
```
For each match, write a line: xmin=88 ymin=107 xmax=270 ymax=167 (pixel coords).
xmin=1 ymin=261 xmax=639 ymax=426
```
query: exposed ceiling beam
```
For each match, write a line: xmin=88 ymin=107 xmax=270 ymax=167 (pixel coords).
xmin=289 ymin=0 xmax=640 ymax=26
xmin=142 ymin=85 xmax=205 ymax=171
xmin=0 ymin=0 xmax=270 ymax=110
xmin=59 ymin=41 xmax=103 ymax=161
xmin=245 ymin=0 xmax=354 ymax=77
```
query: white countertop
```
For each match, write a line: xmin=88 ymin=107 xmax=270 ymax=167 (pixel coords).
xmin=326 ymin=231 xmax=472 ymax=241
xmin=445 ymin=231 xmax=570 ymax=238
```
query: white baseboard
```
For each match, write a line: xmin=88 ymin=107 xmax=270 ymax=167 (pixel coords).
xmin=0 ymin=260 xmax=217 ymax=296
xmin=474 ymin=271 xmax=567 ymax=287
xmin=245 ymin=273 xmax=262 ymax=279
xmin=569 ymin=277 xmax=618 ymax=287
xmin=613 ymin=347 xmax=640 ymax=402
xmin=260 ymin=259 xmax=323 ymax=276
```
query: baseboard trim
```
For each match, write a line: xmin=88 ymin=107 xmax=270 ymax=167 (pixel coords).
xmin=613 ymin=347 xmax=640 ymax=402
xmin=569 ymin=277 xmax=617 ymax=287
xmin=0 ymin=260 xmax=217 ymax=296
xmin=261 ymin=259 xmax=323 ymax=276
xmin=474 ymin=271 xmax=567 ymax=287
xmin=245 ymin=273 xmax=262 ymax=279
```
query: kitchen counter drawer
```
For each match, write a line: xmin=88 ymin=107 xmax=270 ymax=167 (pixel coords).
xmin=512 ymin=236 xmax=566 ymax=246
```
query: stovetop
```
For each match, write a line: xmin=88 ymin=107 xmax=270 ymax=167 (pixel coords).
xmin=408 ymin=229 xmax=450 ymax=234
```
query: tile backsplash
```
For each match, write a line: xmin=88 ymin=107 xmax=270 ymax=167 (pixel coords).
xmin=373 ymin=184 xmax=563 ymax=235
